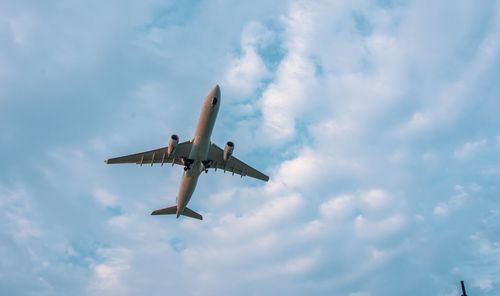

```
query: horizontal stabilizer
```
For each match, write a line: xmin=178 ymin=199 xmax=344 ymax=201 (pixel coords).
xmin=151 ymin=205 xmax=203 ymax=220
xmin=182 ymin=207 xmax=203 ymax=220
xmin=151 ymin=206 xmax=177 ymax=215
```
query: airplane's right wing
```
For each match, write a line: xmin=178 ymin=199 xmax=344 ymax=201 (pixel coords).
xmin=208 ymin=144 xmax=269 ymax=182
xmin=105 ymin=141 xmax=192 ymax=166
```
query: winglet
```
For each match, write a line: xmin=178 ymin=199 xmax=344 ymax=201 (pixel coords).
xmin=104 ymin=159 xmax=108 ymax=164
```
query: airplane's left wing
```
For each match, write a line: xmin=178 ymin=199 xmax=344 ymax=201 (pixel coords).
xmin=105 ymin=141 xmax=192 ymax=166
xmin=208 ymin=144 xmax=269 ymax=182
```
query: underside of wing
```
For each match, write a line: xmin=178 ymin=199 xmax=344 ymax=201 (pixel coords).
xmin=208 ymin=144 xmax=269 ymax=182
xmin=105 ymin=141 xmax=192 ymax=166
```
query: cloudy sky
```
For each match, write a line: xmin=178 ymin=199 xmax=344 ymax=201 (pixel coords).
xmin=1 ymin=0 xmax=499 ymax=295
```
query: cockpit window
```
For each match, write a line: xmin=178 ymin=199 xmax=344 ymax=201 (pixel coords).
xmin=211 ymin=97 xmax=218 ymax=106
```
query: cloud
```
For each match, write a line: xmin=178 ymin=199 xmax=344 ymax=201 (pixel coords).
xmin=317 ymin=189 xmax=405 ymax=241
xmin=354 ymin=214 xmax=406 ymax=241
xmin=1 ymin=0 xmax=500 ymax=295
xmin=93 ymin=188 xmax=119 ymax=208
xmin=396 ymin=2 xmax=500 ymax=136
xmin=224 ymin=21 xmax=273 ymax=98
xmin=320 ymin=194 xmax=355 ymax=219
xmin=259 ymin=2 xmax=319 ymax=143
xmin=454 ymin=139 xmax=487 ymax=159
xmin=0 ymin=186 xmax=42 ymax=242
xmin=88 ymin=248 xmax=132 ymax=295
xmin=433 ymin=185 xmax=469 ymax=216
xmin=360 ymin=189 xmax=392 ymax=210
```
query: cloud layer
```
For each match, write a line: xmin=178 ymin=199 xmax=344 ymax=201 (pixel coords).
xmin=1 ymin=0 xmax=499 ymax=295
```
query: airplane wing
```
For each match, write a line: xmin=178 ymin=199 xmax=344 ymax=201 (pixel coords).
xmin=105 ymin=141 xmax=192 ymax=166
xmin=208 ymin=144 xmax=269 ymax=182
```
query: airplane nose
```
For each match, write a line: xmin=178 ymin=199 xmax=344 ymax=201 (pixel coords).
xmin=206 ymin=84 xmax=221 ymax=104
xmin=213 ymin=84 xmax=220 ymax=98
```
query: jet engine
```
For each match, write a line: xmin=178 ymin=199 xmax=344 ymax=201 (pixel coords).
xmin=223 ymin=141 xmax=234 ymax=161
xmin=168 ymin=134 xmax=179 ymax=156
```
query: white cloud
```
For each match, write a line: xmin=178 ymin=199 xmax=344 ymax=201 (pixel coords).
xmin=93 ymin=187 xmax=119 ymax=207
xmin=354 ymin=214 xmax=406 ymax=241
xmin=88 ymin=248 xmax=132 ymax=295
xmin=224 ymin=22 xmax=272 ymax=98
xmin=360 ymin=189 xmax=391 ymax=210
xmin=259 ymin=2 xmax=318 ymax=143
xmin=397 ymin=3 xmax=500 ymax=136
xmin=0 ymin=186 xmax=42 ymax=242
xmin=280 ymin=251 xmax=319 ymax=274
xmin=271 ymin=147 xmax=325 ymax=192
xmin=320 ymin=194 xmax=355 ymax=220
xmin=433 ymin=185 xmax=468 ymax=216
xmin=107 ymin=214 xmax=132 ymax=228
xmin=316 ymin=189 xmax=405 ymax=242
xmin=454 ymin=139 xmax=487 ymax=159
xmin=212 ymin=193 xmax=303 ymax=237
xmin=400 ymin=112 xmax=431 ymax=133
xmin=225 ymin=47 xmax=269 ymax=97
xmin=269 ymin=146 xmax=363 ymax=196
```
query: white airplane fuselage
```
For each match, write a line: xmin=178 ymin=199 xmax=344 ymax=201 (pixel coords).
xmin=176 ymin=85 xmax=221 ymax=217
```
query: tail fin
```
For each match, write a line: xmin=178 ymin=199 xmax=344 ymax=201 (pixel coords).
xmin=151 ymin=205 xmax=203 ymax=220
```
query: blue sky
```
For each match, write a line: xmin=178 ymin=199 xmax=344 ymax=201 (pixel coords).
xmin=1 ymin=0 xmax=499 ymax=295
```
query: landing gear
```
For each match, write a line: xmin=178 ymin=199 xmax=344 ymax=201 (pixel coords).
xmin=202 ymin=160 xmax=212 ymax=174
xmin=182 ymin=157 xmax=193 ymax=171
xmin=202 ymin=160 xmax=212 ymax=170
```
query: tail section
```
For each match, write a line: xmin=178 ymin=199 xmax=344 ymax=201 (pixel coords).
xmin=151 ymin=206 xmax=177 ymax=216
xmin=151 ymin=205 xmax=203 ymax=220
xmin=181 ymin=207 xmax=203 ymax=220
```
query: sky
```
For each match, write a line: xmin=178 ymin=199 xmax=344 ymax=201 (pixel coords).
xmin=0 ymin=0 xmax=499 ymax=295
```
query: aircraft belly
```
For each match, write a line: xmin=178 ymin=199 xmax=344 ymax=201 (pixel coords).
xmin=190 ymin=98 xmax=218 ymax=160
xmin=189 ymin=142 xmax=210 ymax=160
xmin=177 ymin=172 xmax=200 ymax=212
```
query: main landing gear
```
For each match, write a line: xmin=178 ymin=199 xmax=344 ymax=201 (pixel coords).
xmin=202 ymin=160 xmax=212 ymax=174
xmin=182 ymin=157 xmax=194 ymax=171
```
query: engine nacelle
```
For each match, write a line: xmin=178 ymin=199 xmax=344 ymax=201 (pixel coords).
xmin=168 ymin=134 xmax=179 ymax=156
xmin=223 ymin=141 xmax=234 ymax=161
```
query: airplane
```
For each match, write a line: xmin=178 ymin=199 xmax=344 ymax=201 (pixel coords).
xmin=104 ymin=85 xmax=269 ymax=220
